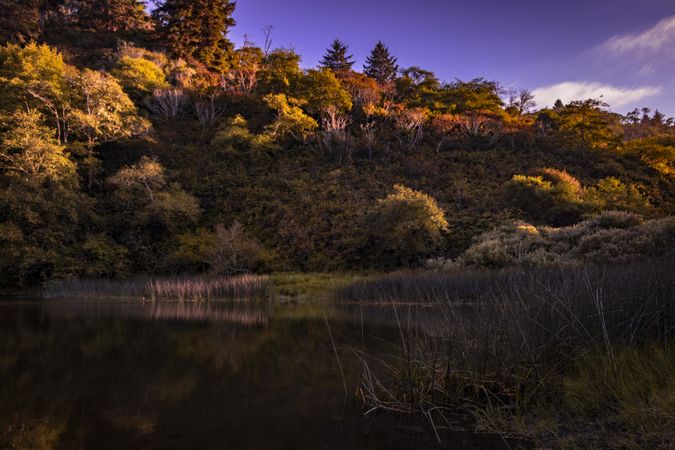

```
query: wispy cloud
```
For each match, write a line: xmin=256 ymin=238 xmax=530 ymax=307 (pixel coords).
xmin=532 ymin=81 xmax=661 ymax=109
xmin=601 ymin=15 xmax=675 ymax=54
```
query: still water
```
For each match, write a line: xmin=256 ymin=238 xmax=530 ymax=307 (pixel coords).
xmin=0 ymin=300 xmax=514 ymax=450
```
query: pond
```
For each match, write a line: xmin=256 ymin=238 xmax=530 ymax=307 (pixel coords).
xmin=0 ymin=300 xmax=516 ymax=449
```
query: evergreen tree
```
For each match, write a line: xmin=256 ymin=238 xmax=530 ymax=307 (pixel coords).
xmin=363 ymin=41 xmax=398 ymax=83
xmin=153 ymin=0 xmax=236 ymax=72
xmin=319 ymin=39 xmax=354 ymax=72
xmin=0 ymin=0 xmax=42 ymax=43
xmin=75 ymin=0 xmax=151 ymax=33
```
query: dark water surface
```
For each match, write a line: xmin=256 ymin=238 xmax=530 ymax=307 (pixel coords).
xmin=0 ymin=300 xmax=514 ymax=450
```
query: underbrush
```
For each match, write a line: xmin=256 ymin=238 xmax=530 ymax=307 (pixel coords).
xmin=343 ymin=260 xmax=674 ymax=447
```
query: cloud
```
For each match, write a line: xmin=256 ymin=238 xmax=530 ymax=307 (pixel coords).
xmin=601 ymin=15 xmax=675 ymax=54
xmin=532 ymin=81 xmax=661 ymax=109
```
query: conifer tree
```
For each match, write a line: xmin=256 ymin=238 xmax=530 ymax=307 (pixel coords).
xmin=319 ymin=39 xmax=354 ymax=72
xmin=363 ymin=41 xmax=398 ymax=83
xmin=75 ymin=0 xmax=151 ymax=33
xmin=153 ymin=0 xmax=236 ymax=72
xmin=0 ymin=0 xmax=42 ymax=43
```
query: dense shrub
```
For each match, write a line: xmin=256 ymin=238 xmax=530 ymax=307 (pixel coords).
xmin=457 ymin=211 xmax=674 ymax=268
xmin=366 ymin=184 xmax=448 ymax=267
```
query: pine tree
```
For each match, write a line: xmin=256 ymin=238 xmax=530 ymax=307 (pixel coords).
xmin=319 ymin=39 xmax=354 ymax=72
xmin=75 ymin=0 xmax=151 ymax=33
xmin=153 ymin=0 xmax=236 ymax=72
xmin=363 ymin=41 xmax=398 ymax=83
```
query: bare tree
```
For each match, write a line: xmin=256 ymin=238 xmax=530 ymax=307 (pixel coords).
xmin=262 ymin=25 xmax=273 ymax=58
xmin=145 ymin=88 xmax=189 ymax=121
xmin=507 ymin=88 xmax=536 ymax=115
xmin=457 ymin=112 xmax=503 ymax=147
xmin=394 ymin=108 xmax=426 ymax=151
xmin=192 ymin=92 xmax=227 ymax=132
xmin=319 ymin=105 xmax=352 ymax=166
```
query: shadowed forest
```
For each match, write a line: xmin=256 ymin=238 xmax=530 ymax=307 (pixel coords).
xmin=0 ymin=1 xmax=674 ymax=449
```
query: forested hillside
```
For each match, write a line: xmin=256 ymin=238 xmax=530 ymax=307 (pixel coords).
xmin=1 ymin=0 xmax=673 ymax=286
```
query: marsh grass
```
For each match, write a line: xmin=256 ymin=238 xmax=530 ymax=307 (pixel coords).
xmin=342 ymin=259 xmax=674 ymax=447
xmin=44 ymin=274 xmax=271 ymax=301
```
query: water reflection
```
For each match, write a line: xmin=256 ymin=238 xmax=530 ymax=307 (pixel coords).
xmin=0 ymin=300 xmax=513 ymax=449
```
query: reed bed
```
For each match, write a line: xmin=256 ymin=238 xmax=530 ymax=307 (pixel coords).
xmin=44 ymin=274 xmax=271 ymax=301
xmin=344 ymin=259 xmax=675 ymax=447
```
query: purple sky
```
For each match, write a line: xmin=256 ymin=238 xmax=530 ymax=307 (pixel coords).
xmin=160 ymin=1 xmax=675 ymax=115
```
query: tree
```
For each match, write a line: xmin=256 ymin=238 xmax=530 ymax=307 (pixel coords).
xmin=395 ymin=66 xmax=441 ymax=109
xmin=263 ymin=94 xmax=318 ymax=142
xmin=441 ymin=78 xmax=504 ymax=114
xmin=112 ymin=55 xmax=170 ymax=98
xmin=506 ymin=88 xmax=536 ymax=115
xmin=298 ymin=69 xmax=353 ymax=116
xmin=256 ymin=48 xmax=303 ymax=96
xmin=153 ymin=0 xmax=236 ymax=72
xmin=556 ymin=99 xmax=623 ymax=149
xmin=0 ymin=0 xmax=42 ymax=43
xmin=0 ymin=43 xmax=75 ymax=144
xmin=108 ymin=156 xmax=200 ymax=270
xmin=74 ymin=0 xmax=151 ymax=33
xmin=68 ymin=69 xmax=150 ymax=187
xmin=224 ymin=41 xmax=264 ymax=96
xmin=0 ymin=110 xmax=75 ymax=185
xmin=367 ymin=184 xmax=448 ymax=266
xmin=363 ymin=41 xmax=398 ymax=83
xmin=319 ymin=39 xmax=354 ymax=72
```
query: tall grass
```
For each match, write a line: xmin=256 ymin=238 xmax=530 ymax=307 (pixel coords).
xmin=44 ymin=274 xmax=271 ymax=301
xmin=342 ymin=259 xmax=674 ymax=446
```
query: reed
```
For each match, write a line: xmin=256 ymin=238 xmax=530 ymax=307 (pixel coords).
xmin=44 ymin=274 xmax=271 ymax=301
xmin=344 ymin=259 xmax=675 ymax=446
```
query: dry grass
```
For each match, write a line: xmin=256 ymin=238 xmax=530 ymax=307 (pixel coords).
xmin=44 ymin=274 xmax=270 ymax=301
xmin=342 ymin=259 xmax=675 ymax=447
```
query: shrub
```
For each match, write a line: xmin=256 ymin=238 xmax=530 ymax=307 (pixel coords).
xmin=460 ymin=212 xmax=674 ymax=268
xmin=170 ymin=222 xmax=267 ymax=275
xmin=583 ymin=177 xmax=650 ymax=213
xmin=112 ymin=56 xmax=170 ymax=98
xmin=367 ymin=184 xmax=448 ymax=266
xmin=504 ymin=168 xmax=586 ymax=225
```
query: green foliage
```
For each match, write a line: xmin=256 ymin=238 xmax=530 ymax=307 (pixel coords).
xmin=622 ymin=136 xmax=675 ymax=181
xmin=505 ymin=167 xmax=652 ymax=225
xmin=460 ymin=212 xmax=674 ymax=268
xmin=112 ymin=55 xmax=170 ymax=97
xmin=504 ymin=168 xmax=586 ymax=225
xmin=363 ymin=41 xmax=398 ymax=83
xmin=263 ymin=94 xmax=318 ymax=142
xmin=584 ymin=177 xmax=650 ymax=213
xmin=153 ymin=0 xmax=236 ymax=72
xmin=108 ymin=156 xmax=200 ymax=270
xmin=74 ymin=0 xmax=151 ymax=33
xmin=395 ymin=66 xmax=442 ymax=109
xmin=441 ymin=78 xmax=504 ymax=114
xmin=536 ymin=99 xmax=623 ymax=150
xmin=0 ymin=35 xmax=672 ymax=286
xmin=319 ymin=39 xmax=354 ymax=72
xmin=0 ymin=110 xmax=76 ymax=184
xmin=367 ymin=184 xmax=448 ymax=266
xmin=256 ymin=49 xmax=303 ymax=96
xmin=170 ymin=222 xmax=267 ymax=274
xmin=298 ymin=69 xmax=353 ymax=115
